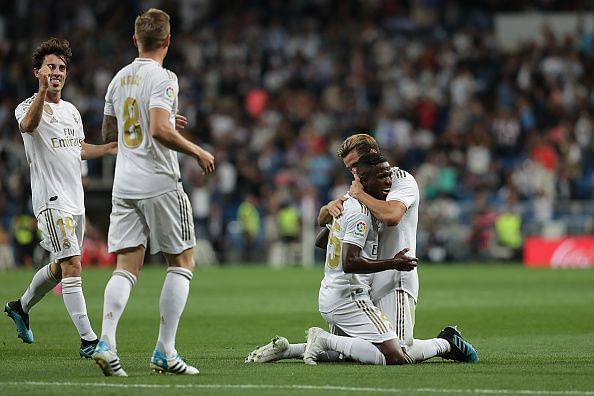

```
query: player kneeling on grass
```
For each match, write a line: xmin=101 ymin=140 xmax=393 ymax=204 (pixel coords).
xmin=248 ymin=153 xmax=417 ymax=365
xmin=245 ymin=152 xmax=478 ymax=364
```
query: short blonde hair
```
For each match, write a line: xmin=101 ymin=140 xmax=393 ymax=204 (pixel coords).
xmin=336 ymin=133 xmax=380 ymax=158
xmin=134 ymin=8 xmax=170 ymax=52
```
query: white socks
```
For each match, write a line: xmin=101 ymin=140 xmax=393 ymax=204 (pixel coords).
xmin=20 ymin=263 xmax=97 ymax=341
xmin=20 ymin=263 xmax=60 ymax=313
xmin=156 ymin=267 xmax=193 ymax=359
xmin=281 ymin=343 xmax=343 ymax=362
xmin=403 ymin=338 xmax=451 ymax=363
xmin=100 ymin=269 xmax=137 ymax=350
xmin=324 ymin=332 xmax=386 ymax=365
xmin=61 ymin=276 xmax=97 ymax=341
xmin=283 ymin=343 xmax=306 ymax=359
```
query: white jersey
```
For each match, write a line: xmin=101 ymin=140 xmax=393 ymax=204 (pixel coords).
xmin=15 ymin=95 xmax=85 ymax=216
xmin=319 ymin=196 xmax=379 ymax=313
xmin=105 ymin=58 xmax=182 ymax=199
xmin=370 ymin=167 xmax=419 ymax=303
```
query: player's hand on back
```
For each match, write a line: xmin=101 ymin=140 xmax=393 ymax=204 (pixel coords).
xmin=196 ymin=147 xmax=215 ymax=174
xmin=392 ymin=248 xmax=418 ymax=271
xmin=175 ymin=114 xmax=188 ymax=132
xmin=327 ymin=196 xmax=347 ymax=218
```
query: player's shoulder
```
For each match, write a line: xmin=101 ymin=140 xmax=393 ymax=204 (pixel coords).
xmin=146 ymin=64 xmax=177 ymax=83
xmin=343 ymin=195 xmax=371 ymax=218
xmin=391 ymin=166 xmax=418 ymax=183
xmin=391 ymin=166 xmax=409 ymax=179
xmin=161 ymin=67 xmax=178 ymax=82
xmin=15 ymin=94 xmax=36 ymax=111
xmin=60 ymin=98 xmax=77 ymax=109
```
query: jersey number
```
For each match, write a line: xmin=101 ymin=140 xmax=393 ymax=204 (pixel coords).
xmin=327 ymin=222 xmax=342 ymax=269
xmin=56 ymin=216 xmax=76 ymax=250
xmin=56 ymin=217 xmax=75 ymax=238
xmin=122 ymin=97 xmax=143 ymax=148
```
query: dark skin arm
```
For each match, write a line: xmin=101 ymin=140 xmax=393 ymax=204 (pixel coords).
xmin=315 ymin=227 xmax=330 ymax=249
xmin=342 ymin=243 xmax=417 ymax=274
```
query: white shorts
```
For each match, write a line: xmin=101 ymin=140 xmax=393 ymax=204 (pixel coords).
xmin=37 ymin=209 xmax=84 ymax=262
xmin=108 ymin=189 xmax=195 ymax=255
xmin=374 ymin=289 xmax=416 ymax=347
xmin=321 ymin=296 xmax=397 ymax=344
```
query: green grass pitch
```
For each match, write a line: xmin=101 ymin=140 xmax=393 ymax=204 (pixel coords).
xmin=1 ymin=264 xmax=593 ymax=395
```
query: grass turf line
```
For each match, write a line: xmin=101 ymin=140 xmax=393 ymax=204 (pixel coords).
xmin=1 ymin=264 xmax=593 ymax=396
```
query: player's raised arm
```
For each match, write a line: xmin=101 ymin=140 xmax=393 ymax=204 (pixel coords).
xmin=20 ymin=65 xmax=51 ymax=133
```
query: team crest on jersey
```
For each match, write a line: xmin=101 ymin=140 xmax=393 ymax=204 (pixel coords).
xmin=354 ymin=221 xmax=366 ymax=237
xmin=63 ymin=238 xmax=71 ymax=249
xmin=43 ymin=104 xmax=53 ymax=115
xmin=165 ymin=86 xmax=175 ymax=100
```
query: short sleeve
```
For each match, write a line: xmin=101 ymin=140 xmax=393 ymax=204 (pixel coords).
xmin=15 ymin=98 xmax=33 ymax=132
xmin=386 ymin=172 xmax=418 ymax=209
xmin=73 ymin=107 xmax=85 ymax=139
xmin=149 ymin=71 xmax=177 ymax=112
xmin=104 ymin=79 xmax=115 ymax=117
xmin=342 ymin=205 xmax=372 ymax=249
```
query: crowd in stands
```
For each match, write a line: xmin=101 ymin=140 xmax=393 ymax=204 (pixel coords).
xmin=0 ymin=0 xmax=592 ymax=266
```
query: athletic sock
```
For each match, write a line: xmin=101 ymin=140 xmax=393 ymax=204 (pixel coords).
xmin=325 ymin=333 xmax=386 ymax=365
xmin=403 ymin=338 xmax=451 ymax=363
xmin=283 ymin=343 xmax=306 ymax=359
xmin=156 ymin=267 xmax=193 ymax=359
xmin=100 ymin=269 xmax=136 ymax=351
xmin=61 ymin=276 xmax=97 ymax=341
xmin=20 ymin=263 xmax=60 ymax=313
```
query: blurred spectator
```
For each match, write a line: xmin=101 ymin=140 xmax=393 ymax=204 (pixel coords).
xmin=0 ymin=224 xmax=15 ymax=270
xmin=269 ymin=200 xmax=301 ymax=267
xmin=81 ymin=216 xmax=115 ymax=267
xmin=237 ymin=193 xmax=261 ymax=263
xmin=0 ymin=1 xmax=592 ymax=264
xmin=494 ymin=192 xmax=523 ymax=260
xmin=11 ymin=210 xmax=37 ymax=268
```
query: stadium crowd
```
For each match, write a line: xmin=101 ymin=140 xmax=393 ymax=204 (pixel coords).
xmin=0 ymin=0 xmax=592 ymax=266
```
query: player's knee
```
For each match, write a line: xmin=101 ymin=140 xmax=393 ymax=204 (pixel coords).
xmin=59 ymin=256 xmax=82 ymax=277
xmin=384 ymin=351 xmax=407 ymax=365
xmin=165 ymin=248 xmax=195 ymax=271
xmin=380 ymin=342 xmax=407 ymax=365
xmin=181 ymin=259 xmax=195 ymax=272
